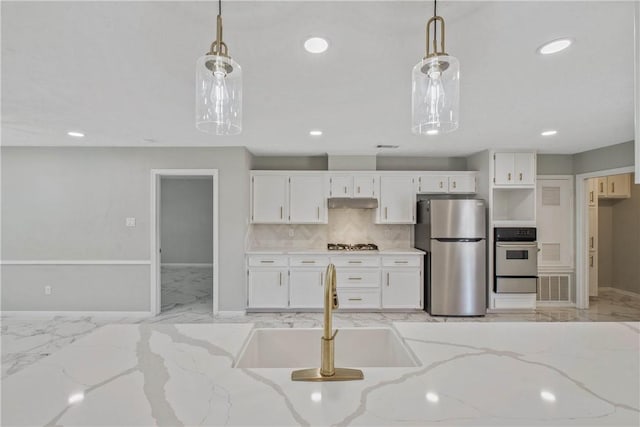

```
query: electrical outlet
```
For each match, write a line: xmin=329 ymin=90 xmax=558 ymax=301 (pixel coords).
xmin=288 ymin=228 xmax=295 ymax=237
xmin=44 ymin=286 xmax=52 ymax=295
xmin=126 ymin=217 xmax=136 ymax=227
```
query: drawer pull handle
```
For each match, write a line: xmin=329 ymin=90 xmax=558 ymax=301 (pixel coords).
xmin=348 ymin=261 xmax=362 ymax=264
xmin=394 ymin=260 xmax=408 ymax=264
xmin=280 ymin=206 xmax=283 ymax=219
xmin=611 ymin=182 xmax=615 ymax=193
xmin=348 ymin=277 xmax=362 ymax=280
xmin=519 ymin=172 xmax=523 ymax=181
xmin=452 ymin=181 xmax=457 ymax=189
xmin=387 ymin=272 xmax=390 ymax=287
xmin=260 ymin=260 xmax=275 ymax=264
xmin=439 ymin=181 xmax=443 ymax=189
xmin=357 ymin=186 xmax=361 ymax=194
xmin=348 ymin=298 xmax=362 ymax=301
xmin=600 ymin=182 xmax=604 ymax=193
xmin=279 ymin=272 xmax=282 ymax=286
xmin=384 ymin=207 xmax=388 ymax=219
xmin=590 ymin=237 xmax=594 ymax=249
xmin=301 ymin=260 xmax=316 ymax=264
xmin=508 ymin=172 xmax=512 ymax=181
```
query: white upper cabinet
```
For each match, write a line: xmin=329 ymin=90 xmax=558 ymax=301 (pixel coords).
xmin=417 ymin=175 xmax=448 ymax=193
xmin=493 ymin=152 xmax=536 ymax=186
xmin=448 ymin=175 xmax=477 ymax=193
xmin=353 ymin=175 xmax=377 ymax=198
xmin=289 ymin=175 xmax=326 ymax=223
xmin=251 ymin=174 xmax=288 ymax=223
xmin=377 ymin=176 xmax=416 ymax=224
xmin=328 ymin=175 xmax=353 ymax=197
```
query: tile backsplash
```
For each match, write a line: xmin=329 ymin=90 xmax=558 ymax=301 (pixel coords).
xmin=248 ymin=209 xmax=412 ymax=250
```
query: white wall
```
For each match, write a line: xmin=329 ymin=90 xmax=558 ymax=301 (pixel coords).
xmin=1 ymin=147 xmax=251 ymax=312
xmin=160 ymin=177 xmax=213 ymax=264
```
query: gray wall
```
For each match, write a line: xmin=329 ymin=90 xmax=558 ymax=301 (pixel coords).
xmin=1 ymin=147 xmax=251 ymax=312
xmin=597 ymin=202 xmax=614 ymax=287
xmin=611 ymin=177 xmax=640 ymax=294
xmin=160 ymin=177 xmax=213 ymax=264
xmin=376 ymin=156 xmax=467 ymax=171
xmin=537 ymin=154 xmax=574 ymax=175
xmin=573 ymin=141 xmax=635 ymax=174
xmin=251 ymin=155 xmax=328 ymax=170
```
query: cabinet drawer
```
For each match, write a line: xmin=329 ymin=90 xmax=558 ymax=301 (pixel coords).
xmin=289 ymin=256 xmax=329 ymax=267
xmin=336 ymin=270 xmax=380 ymax=287
xmin=331 ymin=256 xmax=380 ymax=267
xmin=248 ymin=256 xmax=288 ymax=267
xmin=337 ymin=288 xmax=380 ymax=309
xmin=382 ymin=256 xmax=421 ymax=267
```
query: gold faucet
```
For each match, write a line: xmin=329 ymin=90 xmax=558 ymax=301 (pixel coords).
xmin=291 ymin=264 xmax=364 ymax=381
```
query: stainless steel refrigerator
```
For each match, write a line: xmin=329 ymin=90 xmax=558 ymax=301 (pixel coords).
xmin=415 ymin=199 xmax=486 ymax=316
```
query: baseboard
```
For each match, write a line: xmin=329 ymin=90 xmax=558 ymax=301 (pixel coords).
xmin=536 ymin=301 xmax=575 ymax=307
xmin=0 ymin=311 xmax=153 ymax=317
xmin=216 ymin=311 xmax=246 ymax=317
xmin=598 ymin=287 xmax=640 ymax=298
xmin=161 ymin=263 xmax=213 ymax=268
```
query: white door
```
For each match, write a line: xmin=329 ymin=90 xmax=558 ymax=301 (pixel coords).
xmin=378 ymin=176 xmax=415 ymax=224
xmin=494 ymin=152 xmax=515 ymax=185
xmin=448 ymin=175 xmax=476 ymax=193
xmin=289 ymin=175 xmax=326 ymax=223
xmin=417 ymin=175 xmax=448 ymax=193
xmin=353 ymin=175 xmax=377 ymax=198
xmin=514 ymin=153 xmax=535 ymax=185
xmin=289 ymin=269 xmax=324 ymax=308
xmin=381 ymin=269 xmax=421 ymax=308
xmin=329 ymin=175 xmax=352 ymax=197
xmin=252 ymin=174 xmax=288 ymax=223
xmin=248 ymin=269 xmax=288 ymax=308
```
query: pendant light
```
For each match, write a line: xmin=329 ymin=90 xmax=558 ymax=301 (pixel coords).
xmin=411 ymin=0 xmax=459 ymax=135
xmin=196 ymin=0 xmax=242 ymax=135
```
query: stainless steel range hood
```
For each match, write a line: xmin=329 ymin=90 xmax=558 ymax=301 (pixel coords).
xmin=328 ymin=197 xmax=379 ymax=209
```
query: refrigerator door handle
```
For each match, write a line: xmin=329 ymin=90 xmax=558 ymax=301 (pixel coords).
xmin=434 ymin=238 xmax=484 ymax=243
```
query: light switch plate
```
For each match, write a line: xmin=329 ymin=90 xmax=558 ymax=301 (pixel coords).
xmin=126 ymin=217 xmax=136 ymax=227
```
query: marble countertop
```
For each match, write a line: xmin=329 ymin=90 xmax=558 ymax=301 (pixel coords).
xmin=246 ymin=248 xmax=426 ymax=255
xmin=2 ymin=321 xmax=638 ymax=426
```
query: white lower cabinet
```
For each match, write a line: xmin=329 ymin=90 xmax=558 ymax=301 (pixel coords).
xmin=382 ymin=269 xmax=422 ymax=309
xmin=289 ymin=269 xmax=324 ymax=308
xmin=248 ymin=269 xmax=288 ymax=308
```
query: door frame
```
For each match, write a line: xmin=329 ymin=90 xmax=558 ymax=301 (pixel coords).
xmin=575 ymin=166 xmax=634 ymax=309
xmin=150 ymin=169 xmax=219 ymax=315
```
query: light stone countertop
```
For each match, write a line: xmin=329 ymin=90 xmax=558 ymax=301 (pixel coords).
xmin=246 ymin=248 xmax=426 ymax=255
xmin=2 ymin=321 xmax=638 ymax=426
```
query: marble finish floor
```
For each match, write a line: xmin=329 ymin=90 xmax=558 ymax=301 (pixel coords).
xmin=160 ymin=265 xmax=213 ymax=315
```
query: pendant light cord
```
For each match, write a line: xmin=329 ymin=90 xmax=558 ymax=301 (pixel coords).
xmin=218 ymin=0 xmax=222 ymax=16
xmin=432 ymin=0 xmax=438 ymax=48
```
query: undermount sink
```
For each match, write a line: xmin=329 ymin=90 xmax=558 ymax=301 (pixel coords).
xmin=234 ymin=327 xmax=419 ymax=368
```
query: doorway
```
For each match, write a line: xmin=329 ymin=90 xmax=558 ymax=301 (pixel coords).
xmin=576 ymin=167 xmax=638 ymax=309
xmin=150 ymin=169 xmax=219 ymax=316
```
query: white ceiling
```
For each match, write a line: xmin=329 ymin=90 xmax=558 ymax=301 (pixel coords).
xmin=1 ymin=1 xmax=635 ymax=156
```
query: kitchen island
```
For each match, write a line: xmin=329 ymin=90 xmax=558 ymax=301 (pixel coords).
xmin=2 ymin=322 xmax=638 ymax=426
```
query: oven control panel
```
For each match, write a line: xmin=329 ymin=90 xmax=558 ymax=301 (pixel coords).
xmin=494 ymin=227 xmax=536 ymax=242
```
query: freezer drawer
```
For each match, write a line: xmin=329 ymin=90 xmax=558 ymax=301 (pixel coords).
xmin=495 ymin=277 xmax=537 ymax=293
xmin=430 ymin=239 xmax=486 ymax=316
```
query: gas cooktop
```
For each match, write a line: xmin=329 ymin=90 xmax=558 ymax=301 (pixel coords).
xmin=327 ymin=243 xmax=379 ymax=251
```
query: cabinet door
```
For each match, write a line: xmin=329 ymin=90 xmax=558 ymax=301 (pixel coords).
xmin=417 ymin=175 xmax=448 ymax=193
xmin=597 ymin=177 xmax=607 ymax=197
xmin=248 ymin=269 xmax=288 ymax=308
xmin=289 ymin=175 xmax=326 ymax=223
xmin=378 ymin=176 xmax=416 ymax=224
xmin=329 ymin=175 xmax=352 ymax=197
xmin=607 ymin=174 xmax=631 ymax=198
xmin=382 ymin=269 xmax=421 ymax=309
xmin=587 ymin=178 xmax=597 ymax=207
xmin=588 ymin=206 xmax=598 ymax=251
xmin=289 ymin=269 xmax=324 ymax=308
xmin=448 ymin=175 xmax=476 ymax=193
xmin=588 ymin=251 xmax=598 ymax=297
xmin=252 ymin=175 xmax=288 ymax=223
xmin=494 ymin=152 xmax=515 ymax=185
xmin=353 ymin=175 xmax=377 ymax=198
xmin=514 ymin=153 xmax=535 ymax=185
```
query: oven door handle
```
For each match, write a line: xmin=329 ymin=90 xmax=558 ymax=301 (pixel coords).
xmin=496 ymin=242 xmax=538 ymax=248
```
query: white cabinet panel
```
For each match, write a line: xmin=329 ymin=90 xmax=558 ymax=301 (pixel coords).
xmin=381 ymin=269 xmax=421 ymax=309
xmin=289 ymin=175 xmax=326 ymax=223
xmin=378 ymin=176 xmax=416 ymax=224
xmin=536 ymin=178 xmax=573 ymax=270
xmin=353 ymin=175 xmax=377 ymax=198
xmin=329 ymin=175 xmax=352 ymax=197
xmin=251 ymin=174 xmax=288 ymax=223
xmin=417 ymin=175 xmax=448 ymax=193
xmin=248 ymin=269 xmax=288 ymax=308
xmin=493 ymin=152 xmax=536 ymax=186
xmin=289 ymin=269 xmax=324 ymax=308
xmin=494 ymin=153 xmax=515 ymax=185
xmin=337 ymin=288 xmax=380 ymax=309
xmin=514 ymin=153 xmax=535 ymax=185
xmin=449 ymin=175 xmax=476 ymax=193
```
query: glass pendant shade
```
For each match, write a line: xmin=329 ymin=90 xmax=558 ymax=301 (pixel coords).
xmin=196 ymin=54 xmax=242 ymax=135
xmin=412 ymin=54 xmax=459 ymax=135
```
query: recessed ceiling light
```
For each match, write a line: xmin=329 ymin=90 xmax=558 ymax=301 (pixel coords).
xmin=541 ymin=130 xmax=558 ymax=136
xmin=304 ymin=37 xmax=329 ymax=54
xmin=425 ymin=392 xmax=440 ymax=403
xmin=426 ymin=129 xmax=439 ymax=136
xmin=309 ymin=130 xmax=323 ymax=136
xmin=68 ymin=392 xmax=85 ymax=404
xmin=67 ymin=131 xmax=85 ymax=138
xmin=540 ymin=390 xmax=556 ymax=402
xmin=537 ymin=38 xmax=572 ymax=55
